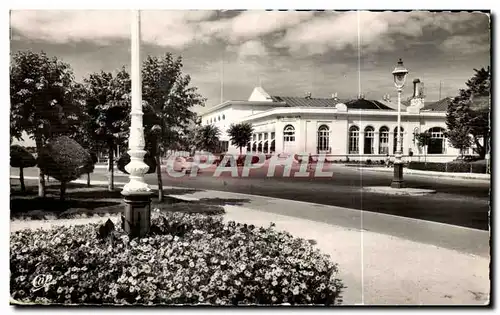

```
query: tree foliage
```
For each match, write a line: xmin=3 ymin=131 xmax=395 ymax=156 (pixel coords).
xmin=10 ymin=50 xmax=84 ymax=197
xmin=227 ymin=123 xmax=254 ymax=154
xmin=193 ymin=125 xmax=221 ymax=153
xmin=37 ymin=136 xmax=94 ymax=200
xmin=141 ymin=53 xmax=206 ymax=154
xmin=10 ymin=145 xmax=37 ymax=193
xmin=446 ymin=67 xmax=490 ymax=158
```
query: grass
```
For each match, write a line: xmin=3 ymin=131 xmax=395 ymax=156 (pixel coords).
xmin=10 ymin=179 xmax=238 ymax=220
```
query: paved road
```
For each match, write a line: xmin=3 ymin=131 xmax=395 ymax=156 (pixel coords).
xmin=12 ymin=165 xmax=491 ymax=231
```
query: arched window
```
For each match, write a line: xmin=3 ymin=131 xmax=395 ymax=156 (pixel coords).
xmin=349 ymin=126 xmax=359 ymax=154
xmin=246 ymin=142 xmax=251 ymax=153
xmin=364 ymin=126 xmax=375 ymax=154
xmin=283 ymin=125 xmax=295 ymax=142
xmin=317 ymin=125 xmax=330 ymax=153
xmin=222 ymin=114 xmax=225 ymax=120
xmin=218 ymin=116 xmax=221 ymax=121
xmin=264 ymin=140 xmax=269 ymax=154
xmin=270 ymin=140 xmax=275 ymax=153
xmin=252 ymin=142 xmax=257 ymax=152
xmin=379 ymin=126 xmax=389 ymax=154
xmin=257 ymin=141 xmax=263 ymax=153
xmin=427 ymin=127 xmax=446 ymax=154
xmin=393 ymin=127 xmax=404 ymax=154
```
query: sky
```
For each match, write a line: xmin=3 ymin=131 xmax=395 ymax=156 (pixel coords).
xmin=9 ymin=10 xmax=491 ymax=113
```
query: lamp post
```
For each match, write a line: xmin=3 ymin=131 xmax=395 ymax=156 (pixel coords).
xmin=390 ymin=58 xmax=409 ymax=189
xmin=121 ymin=10 xmax=153 ymax=237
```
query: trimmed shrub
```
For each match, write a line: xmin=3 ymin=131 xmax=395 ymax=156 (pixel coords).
xmin=117 ymin=152 xmax=156 ymax=175
xmin=10 ymin=212 xmax=344 ymax=305
xmin=446 ymin=162 xmax=471 ymax=173
xmin=37 ymin=136 xmax=94 ymax=199
xmin=10 ymin=145 xmax=37 ymax=192
xmin=408 ymin=160 xmax=488 ymax=174
xmin=408 ymin=162 xmax=446 ymax=172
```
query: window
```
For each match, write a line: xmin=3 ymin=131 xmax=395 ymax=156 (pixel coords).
xmin=264 ymin=140 xmax=268 ymax=154
xmin=271 ymin=132 xmax=275 ymax=140
xmin=317 ymin=125 xmax=330 ymax=152
xmin=283 ymin=125 xmax=295 ymax=142
xmin=246 ymin=142 xmax=251 ymax=152
xmin=379 ymin=126 xmax=389 ymax=154
xmin=252 ymin=134 xmax=257 ymax=141
xmin=427 ymin=127 xmax=446 ymax=154
xmin=393 ymin=127 xmax=404 ymax=154
xmin=222 ymin=114 xmax=225 ymax=120
xmin=270 ymin=140 xmax=275 ymax=153
xmin=364 ymin=126 xmax=375 ymax=154
xmin=206 ymin=120 xmax=208 ymax=125
xmin=218 ymin=116 xmax=220 ymax=121
xmin=257 ymin=141 xmax=262 ymax=153
xmin=252 ymin=142 xmax=257 ymax=152
xmin=264 ymin=133 xmax=268 ymax=140
xmin=258 ymin=133 xmax=262 ymax=141
xmin=349 ymin=126 xmax=359 ymax=154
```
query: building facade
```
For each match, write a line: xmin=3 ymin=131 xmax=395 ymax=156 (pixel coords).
xmin=199 ymin=81 xmax=462 ymax=162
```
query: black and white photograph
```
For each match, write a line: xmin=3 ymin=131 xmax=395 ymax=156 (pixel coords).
xmin=8 ymin=5 xmax=492 ymax=307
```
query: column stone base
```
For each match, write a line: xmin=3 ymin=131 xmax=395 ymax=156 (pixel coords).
xmin=121 ymin=190 xmax=153 ymax=238
xmin=390 ymin=162 xmax=405 ymax=189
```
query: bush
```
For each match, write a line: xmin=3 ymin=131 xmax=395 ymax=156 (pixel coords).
xmin=37 ymin=136 xmax=94 ymax=180
xmin=10 ymin=212 xmax=344 ymax=305
xmin=117 ymin=152 xmax=156 ymax=175
xmin=446 ymin=162 xmax=471 ymax=173
xmin=408 ymin=162 xmax=446 ymax=172
xmin=10 ymin=145 xmax=37 ymax=169
xmin=11 ymin=145 xmax=37 ymax=192
xmin=366 ymin=159 xmax=372 ymax=165
xmin=408 ymin=161 xmax=488 ymax=174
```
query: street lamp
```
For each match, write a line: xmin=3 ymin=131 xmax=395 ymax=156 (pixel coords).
xmin=391 ymin=58 xmax=409 ymax=189
xmin=121 ymin=10 xmax=153 ymax=237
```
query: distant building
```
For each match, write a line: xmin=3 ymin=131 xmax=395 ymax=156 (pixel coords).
xmin=199 ymin=80 xmax=462 ymax=162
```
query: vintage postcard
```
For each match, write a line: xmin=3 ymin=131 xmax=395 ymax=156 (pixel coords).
xmin=9 ymin=8 xmax=491 ymax=307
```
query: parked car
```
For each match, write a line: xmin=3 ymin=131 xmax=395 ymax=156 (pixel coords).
xmin=172 ymin=156 xmax=199 ymax=174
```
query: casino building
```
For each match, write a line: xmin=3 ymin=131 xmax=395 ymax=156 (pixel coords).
xmin=199 ymin=79 xmax=462 ymax=162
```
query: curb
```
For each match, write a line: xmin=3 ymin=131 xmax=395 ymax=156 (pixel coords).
xmin=363 ymin=186 xmax=437 ymax=196
xmin=357 ymin=167 xmax=490 ymax=180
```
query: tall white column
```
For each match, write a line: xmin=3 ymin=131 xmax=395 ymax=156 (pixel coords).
xmin=122 ymin=10 xmax=151 ymax=194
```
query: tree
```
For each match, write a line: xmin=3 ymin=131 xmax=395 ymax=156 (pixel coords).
xmin=141 ymin=53 xmax=206 ymax=201
xmin=193 ymin=125 xmax=221 ymax=153
xmin=83 ymin=68 xmax=131 ymax=191
xmin=415 ymin=132 xmax=431 ymax=162
xmin=227 ymin=123 xmax=254 ymax=155
xmin=37 ymin=136 xmax=94 ymax=201
xmin=10 ymin=50 xmax=82 ymax=197
xmin=10 ymin=145 xmax=37 ymax=193
xmin=446 ymin=67 xmax=490 ymax=159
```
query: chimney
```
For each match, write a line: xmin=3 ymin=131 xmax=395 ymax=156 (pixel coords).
xmin=305 ymin=92 xmax=312 ymax=99
xmin=331 ymin=92 xmax=338 ymax=100
xmin=413 ymin=78 xmax=421 ymax=98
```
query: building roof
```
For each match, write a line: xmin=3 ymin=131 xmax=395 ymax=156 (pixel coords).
xmin=270 ymin=96 xmax=344 ymax=107
xmin=422 ymin=98 xmax=452 ymax=111
xmin=343 ymin=99 xmax=394 ymax=110
xmin=271 ymin=96 xmax=393 ymax=110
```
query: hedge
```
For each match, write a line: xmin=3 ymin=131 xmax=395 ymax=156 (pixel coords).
xmin=408 ymin=161 xmax=487 ymax=174
xmin=10 ymin=211 xmax=345 ymax=305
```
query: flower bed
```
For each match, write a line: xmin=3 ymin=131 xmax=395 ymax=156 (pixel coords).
xmin=10 ymin=212 xmax=344 ymax=305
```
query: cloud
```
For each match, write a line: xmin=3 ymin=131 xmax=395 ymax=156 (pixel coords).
xmin=10 ymin=10 xmax=314 ymax=49
xmin=439 ymin=33 xmax=490 ymax=54
xmin=10 ymin=10 xmax=218 ymax=48
xmin=275 ymin=11 xmax=489 ymax=55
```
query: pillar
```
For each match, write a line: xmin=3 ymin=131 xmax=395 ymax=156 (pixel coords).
xmin=121 ymin=10 xmax=153 ymax=238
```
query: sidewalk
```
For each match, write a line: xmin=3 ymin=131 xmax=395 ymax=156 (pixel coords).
xmin=11 ymin=176 xmax=490 ymax=305
xmin=354 ymin=166 xmax=490 ymax=180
